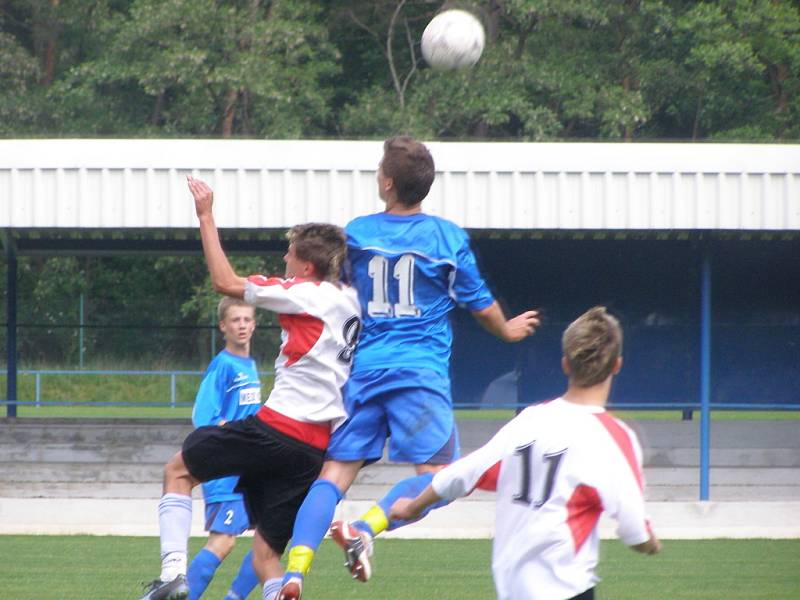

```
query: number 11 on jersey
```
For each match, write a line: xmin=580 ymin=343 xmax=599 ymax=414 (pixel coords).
xmin=367 ymin=254 xmax=421 ymax=318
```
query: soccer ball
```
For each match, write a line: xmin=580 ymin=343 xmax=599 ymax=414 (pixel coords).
xmin=421 ymin=9 xmax=485 ymax=71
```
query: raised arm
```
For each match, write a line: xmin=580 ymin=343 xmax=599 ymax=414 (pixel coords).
xmin=187 ymin=176 xmax=247 ymax=298
xmin=472 ymin=301 xmax=539 ymax=343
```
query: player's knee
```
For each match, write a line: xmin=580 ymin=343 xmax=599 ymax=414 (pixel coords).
xmin=164 ymin=451 xmax=186 ymax=476
xmin=163 ymin=451 xmax=196 ymax=489
xmin=319 ymin=460 xmax=362 ymax=490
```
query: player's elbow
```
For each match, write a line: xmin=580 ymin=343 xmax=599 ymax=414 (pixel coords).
xmin=211 ymin=279 xmax=229 ymax=294
xmin=212 ymin=279 xmax=244 ymax=299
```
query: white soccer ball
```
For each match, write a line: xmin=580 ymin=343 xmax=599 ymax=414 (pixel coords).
xmin=421 ymin=9 xmax=485 ymax=71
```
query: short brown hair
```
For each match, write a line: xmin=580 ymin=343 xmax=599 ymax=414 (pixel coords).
xmin=382 ymin=136 xmax=435 ymax=206
xmin=217 ymin=297 xmax=254 ymax=322
xmin=287 ymin=223 xmax=347 ymax=282
xmin=562 ymin=306 xmax=623 ymax=387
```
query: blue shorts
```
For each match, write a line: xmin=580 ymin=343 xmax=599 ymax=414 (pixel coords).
xmin=203 ymin=499 xmax=251 ymax=535
xmin=327 ymin=368 xmax=460 ymax=465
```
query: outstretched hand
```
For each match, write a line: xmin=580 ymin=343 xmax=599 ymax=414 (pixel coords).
xmin=389 ymin=497 xmax=422 ymax=522
xmin=633 ymin=533 xmax=662 ymax=555
xmin=187 ymin=175 xmax=214 ymax=218
xmin=504 ymin=310 xmax=540 ymax=342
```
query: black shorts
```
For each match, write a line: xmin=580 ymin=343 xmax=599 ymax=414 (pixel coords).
xmin=569 ymin=587 xmax=595 ymax=600
xmin=181 ymin=415 xmax=325 ymax=554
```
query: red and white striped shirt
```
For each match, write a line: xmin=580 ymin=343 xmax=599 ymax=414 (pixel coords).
xmin=432 ymin=397 xmax=652 ymax=600
xmin=244 ymin=276 xmax=361 ymax=449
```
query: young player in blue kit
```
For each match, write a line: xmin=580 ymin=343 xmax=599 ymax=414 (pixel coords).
xmin=187 ymin=297 xmax=261 ymax=600
xmin=278 ymin=136 xmax=540 ymax=600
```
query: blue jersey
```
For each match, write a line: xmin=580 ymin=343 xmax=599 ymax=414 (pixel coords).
xmin=346 ymin=212 xmax=494 ymax=377
xmin=192 ymin=349 xmax=261 ymax=504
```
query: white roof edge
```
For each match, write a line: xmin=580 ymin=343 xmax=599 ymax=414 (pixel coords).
xmin=2 ymin=139 xmax=799 ymax=173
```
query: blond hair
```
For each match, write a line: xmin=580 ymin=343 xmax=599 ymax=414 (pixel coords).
xmin=562 ymin=306 xmax=623 ymax=387
xmin=217 ymin=297 xmax=253 ymax=322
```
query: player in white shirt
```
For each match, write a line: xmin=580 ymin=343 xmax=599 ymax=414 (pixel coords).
xmin=139 ymin=177 xmax=361 ymax=600
xmin=391 ymin=307 xmax=661 ymax=600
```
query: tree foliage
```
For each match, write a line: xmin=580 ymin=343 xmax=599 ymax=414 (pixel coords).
xmin=1 ymin=0 xmax=797 ymax=141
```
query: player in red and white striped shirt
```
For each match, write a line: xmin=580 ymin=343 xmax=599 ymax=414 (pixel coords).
xmin=391 ymin=307 xmax=660 ymax=600
xmin=139 ymin=178 xmax=360 ymax=600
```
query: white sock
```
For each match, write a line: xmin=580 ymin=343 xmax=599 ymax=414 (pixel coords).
xmin=158 ymin=493 xmax=192 ymax=581
xmin=262 ymin=577 xmax=283 ymax=600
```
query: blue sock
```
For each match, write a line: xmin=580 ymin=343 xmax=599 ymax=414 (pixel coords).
xmin=187 ymin=548 xmax=220 ymax=600
xmin=289 ymin=479 xmax=344 ymax=551
xmin=376 ymin=473 xmax=452 ymax=531
xmin=225 ymin=549 xmax=259 ymax=600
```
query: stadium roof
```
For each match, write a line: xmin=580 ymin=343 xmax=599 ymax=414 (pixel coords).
xmin=1 ymin=139 xmax=798 ymax=254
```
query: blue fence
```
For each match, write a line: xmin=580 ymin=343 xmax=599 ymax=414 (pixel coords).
xmin=2 ymin=366 xmax=796 ymax=412
xmin=0 ymin=369 xmax=273 ymax=409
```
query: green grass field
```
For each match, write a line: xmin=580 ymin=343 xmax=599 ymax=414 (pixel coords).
xmin=0 ymin=537 xmax=797 ymax=599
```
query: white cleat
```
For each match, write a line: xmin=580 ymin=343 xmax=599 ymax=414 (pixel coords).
xmin=330 ymin=520 xmax=373 ymax=582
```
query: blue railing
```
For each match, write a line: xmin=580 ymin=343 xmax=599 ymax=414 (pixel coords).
xmin=0 ymin=368 xmax=273 ymax=408
xmin=3 ymin=368 xmax=797 ymax=412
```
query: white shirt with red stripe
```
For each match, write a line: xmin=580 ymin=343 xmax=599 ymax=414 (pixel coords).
xmin=243 ymin=276 xmax=361 ymax=448
xmin=432 ymin=397 xmax=652 ymax=600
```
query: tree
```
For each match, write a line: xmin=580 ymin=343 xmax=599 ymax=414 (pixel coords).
xmin=336 ymin=0 xmax=659 ymax=140
xmin=47 ymin=0 xmax=341 ymax=136
xmin=0 ymin=0 xmax=797 ymax=139
xmin=0 ymin=29 xmax=41 ymax=133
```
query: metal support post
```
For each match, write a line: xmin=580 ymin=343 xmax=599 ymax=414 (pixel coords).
xmin=4 ymin=231 xmax=18 ymax=418
xmin=699 ymin=244 xmax=712 ymax=501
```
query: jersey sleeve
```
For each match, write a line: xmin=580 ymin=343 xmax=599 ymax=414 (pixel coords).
xmin=598 ymin=424 xmax=652 ymax=546
xmin=191 ymin=362 xmax=226 ymax=427
xmin=450 ymin=233 xmax=494 ymax=311
xmin=244 ymin=275 xmax=324 ymax=315
xmin=432 ymin=417 xmax=520 ymax=501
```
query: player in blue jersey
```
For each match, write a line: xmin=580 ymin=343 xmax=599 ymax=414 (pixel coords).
xmin=278 ymin=136 xmax=540 ymax=600
xmin=186 ymin=297 xmax=261 ymax=600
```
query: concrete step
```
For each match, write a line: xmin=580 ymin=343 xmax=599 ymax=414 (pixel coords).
xmin=0 ymin=461 xmax=165 ymax=483
xmin=1 ymin=464 xmax=797 ymax=503
xmin=1 ymin=417 xmax=797 ymax=504
xmin=0 ymin=442 xmax=180 ymax=463
xmin=644 ymin=485 xmax=800 ymax=502
xmin=0 ymin=482 xmax=202 ymax=499
xmin=631 ymin=420 xmax=800 ymax=450
xmin=0 ymin=418 xmax=193 ymax=445
xmin=2 ymin=479 xmax=797 ymax=503
xmin=0 ymin=460 xmax=414 ymax=485
xmin=2 ymin=417 xmax=798 ymax=451
xmin=2 ymin=441 xmax=797 ymax=467
xmin=645 ymin=467 xmax=800 ymax=486
xmin=2 ymin=454 xmax=797 ymax=482
xmin=645 ymin=447 xmax=800 ymax=467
